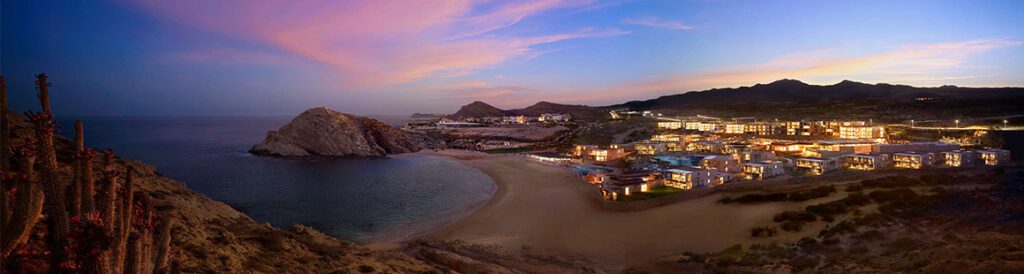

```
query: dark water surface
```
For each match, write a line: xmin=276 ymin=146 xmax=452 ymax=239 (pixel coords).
xmin=55 ymin=116 xmax=495 ymax=242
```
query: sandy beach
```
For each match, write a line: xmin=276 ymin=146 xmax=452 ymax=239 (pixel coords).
xmin=419 ymin=150 xmax=837 ymax=270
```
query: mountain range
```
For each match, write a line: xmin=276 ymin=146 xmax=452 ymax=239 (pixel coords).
xmin=449 ymin=79 xmax=1024 ymax=120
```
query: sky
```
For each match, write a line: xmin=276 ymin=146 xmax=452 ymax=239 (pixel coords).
xmin=2 ymin=0 xmax=1023 ymax=116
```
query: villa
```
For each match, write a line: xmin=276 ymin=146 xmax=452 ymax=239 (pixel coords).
xmin=978 ymin=149 xmax=1011 ymax=166
xmin=892 ymin=152 xmax=936 ymax=169
xmin=941 ymin=150 xmax=977 ymax=167
xmin=701 ymin=155 xmax=742 ymax=173
xmin=634 ymin=142 xmax=668 ymax=155
xmin=841 ymin=154 xmax=891 ymax=170
xmin=538 ymin=113 xmax=571 ymax=122
xmin=742 ymin=160 xmax=785 ymax=180
xmin=573 ymin=145 xmax=627 ymax=162
xmin=873 ymin=142 xmax=959 ymax=154
xmin=738 ymin=150 xmax=776 ymax=163
xmin=744 ymin=122 xmax=779 ymax=136
xmin=664 ymin=167 xmax=716 ymax=190
xmin=795 ymin=158 xmax=840 ymax=175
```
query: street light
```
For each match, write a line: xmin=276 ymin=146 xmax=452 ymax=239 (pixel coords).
xmin=955 ymin=120 xmax=960 ymax=129
xmin=911 ymin=119 xmax=915 ymax=127
xmin=1005 ymin=120 xmax=1009 ymax=128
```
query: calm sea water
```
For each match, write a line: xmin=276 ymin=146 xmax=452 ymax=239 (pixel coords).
xmin=55 ymin=116 xmax=495 ymax=242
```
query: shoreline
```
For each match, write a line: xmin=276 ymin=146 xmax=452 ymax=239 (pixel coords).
xmin=408 ymin=150 xmax=831 ymax=271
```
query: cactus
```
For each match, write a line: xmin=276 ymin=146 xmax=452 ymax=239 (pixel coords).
xmin=80 ymin=148 xmax=97 ymax=214
xmin=0 ymin=144 xmax=45 ymax=260
xmin=34 ymin=77 xmax=73 ymax=272
xmin=112 ymin=166 xmax=136 ymax=274
xmin=70 ymin=120 xmax=84 ymax=216
xmin=153 ymin=216 xmax=173 ymax=274
xmin=1 ymin=75 xmax=175 ymax=273
xmin=99 ymin=150 xmax=120 ymax=233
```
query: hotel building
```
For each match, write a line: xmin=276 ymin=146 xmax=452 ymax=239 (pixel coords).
xmin=743 ymin=160 xmax=785 ymax=180
xmin=796 ymin=158 xmax=840 ymax=175
xmin=892 ymin=152 xmax=936 ymax=169
xmin=841 ymin=154 xmax=891 ymax=170
xmin=701 ymin=155 xmax=742 ymax=173
xmin=838 ymin=125 xmax=885 ymax=139
xmin=657 ymin=121 xmax=682 ymax=130
xmin=941 ymin=150 xmax=977 ymax=167
xmin=664 ymin=168 xmax=716 ymax=190
xmin=724 ymin=123 xmax=745 ymax=134
xmin=978 ymin=149 xmax=1011 ymax=166
xmin=573 ymin=145 xmax=627 ymax=162
xmin=634 ymin=142 xmax=668 ymax=155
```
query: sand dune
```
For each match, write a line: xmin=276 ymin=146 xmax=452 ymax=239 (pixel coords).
xmin=424 ymin=151 xmax=833 ymax=270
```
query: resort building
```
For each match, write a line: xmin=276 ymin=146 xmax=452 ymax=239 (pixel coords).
xmin=892 ymin=152 xmax=936 ymax=169
xmin=838 ymin=125 xmax=885 ymax=139
xmin=786 ymin=121 xmax=824 ymax=136
xmin=657 ymin=121 xmax=683 ymax=130
xmin=744 ymin=122 xmax=779 ymax=136
xmin=825 ymin=121 xmax=866 ymax=136
xmin=873 ymin=142 xmax=959 ymax=154
xmin=795 ymin=158 xmax=840 ymax=175
xmin=770 ymin=141 xmax=815 ymax=155
xmin=502 ymin=115 xmax=528 ymax=124
xmin=573 ymin=145 xmax=627 ymax=162
xmin=978 ymin=149 xmax=1011 ymax=166
xmin=527 ymin=152 xmax=573 ymax=164
xmin=634 ymin=142 xmax=668 ymax=155
xmin=650 ymin=134 xmax=683 ymax=142
xmin=664 ymin=168 xmax=717 ymax=189
xmin=701 ymin=155 xmax=742 ymax=173
xmin=737 ymin=150 xmax=776 ymax=163
xmin=689 ymin=141 xmax=725 ymax=154
xmin=841 ymin=154 xmax=891 ymax=170
xmin=538 ymin=113 xmax=571 ymax=122
xmin=941 ymin=150 xmax=977 ymax=167
xmin=724 ymin=123 xmax=745 ymax=134
xmin=742 ymin=160 xmax=785 ymax=180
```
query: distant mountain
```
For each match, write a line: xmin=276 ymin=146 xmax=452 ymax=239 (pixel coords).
xmin=611 ymin=79 xmax=1024 ymax=111
xmin=449 ymin=101 xmax=510 ymax=120
xmin=449 ymin=101 xmax=607 ymax=120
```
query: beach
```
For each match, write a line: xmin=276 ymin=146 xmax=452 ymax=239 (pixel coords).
xmin=419 ymin=150 xmax=835 ymax=270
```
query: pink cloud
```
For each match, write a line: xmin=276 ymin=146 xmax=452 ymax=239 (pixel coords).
xmin=130 ymin=0 xmax=620 ymax=87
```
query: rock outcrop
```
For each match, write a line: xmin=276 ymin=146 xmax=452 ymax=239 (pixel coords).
xmin=251 ymin=107 xmax=441 ymax=157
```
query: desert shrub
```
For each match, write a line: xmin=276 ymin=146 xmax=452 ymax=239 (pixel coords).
xmin=718 ymin=196 xmax=734 ymax=204
xmin=854 ymin=229 xmax=884 ymax=241
xmin=788 ymin=185 xmax=836 ymax=202
xmin=781 ymin=220 xmax=805 ymax=232
xmin=751 ymin=226 xmax=778 ymax=238
xmin=845 ymin=184 xmax=864 ymax=192
xmin=774 ymin=210 xmax=817 ymax=223
xmin=887 ymin=237 xmax=921 ymax=253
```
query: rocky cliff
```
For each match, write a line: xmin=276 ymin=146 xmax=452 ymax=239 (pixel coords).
xmin=251 ymin=107 xmax=441 ymax=157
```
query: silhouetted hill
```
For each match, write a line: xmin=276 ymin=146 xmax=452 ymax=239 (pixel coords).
xmin=612 ymin=79 xmax=1024 ymax=111
xmin=603 ymin=79 xmax=1024 ymax=121
xmin=449 ymin=101 xmax=607 ymax=120
xmin=449 ymin=101 xmax=510 ymax=119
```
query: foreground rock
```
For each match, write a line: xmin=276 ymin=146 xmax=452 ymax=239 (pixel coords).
xmin=251 ymin=107 xmax=441 ymax=157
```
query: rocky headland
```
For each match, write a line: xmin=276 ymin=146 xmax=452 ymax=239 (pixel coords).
xmin=250 ymin=107 xmax=441 ymax=157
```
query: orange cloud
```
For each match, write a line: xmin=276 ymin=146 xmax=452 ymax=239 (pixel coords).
xmin=132 ymin=0 xmax=621 ymax=87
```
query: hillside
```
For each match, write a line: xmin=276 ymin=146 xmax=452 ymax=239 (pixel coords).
xmin=610 ymin=79 xmax=1024 ymax=120
xmin=251 ymin=107 xmax=441 ymax=157
xmin=449 ymin=101 xmax=607 ymax=120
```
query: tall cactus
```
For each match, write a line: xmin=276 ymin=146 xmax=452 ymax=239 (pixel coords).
xmin=99 ymin=150 xmax=120 ymax=234
xmin=70 ymin=120 xmax=84 ymax=216
xmin=0 ymin=144 xmax=44 ymax=260
xmin=80 ymin=148 xmax=97 ymax=213
xmin=35 ymin=73 xmax=73 ymax=273
xmin=112 ymin=166 xmax=136 ymax=274
xmin=153 ymin=216 xmax=173 ymax=274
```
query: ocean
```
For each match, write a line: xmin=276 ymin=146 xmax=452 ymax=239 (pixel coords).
xmin=55 ymin=116 xmax=496 ymax=243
